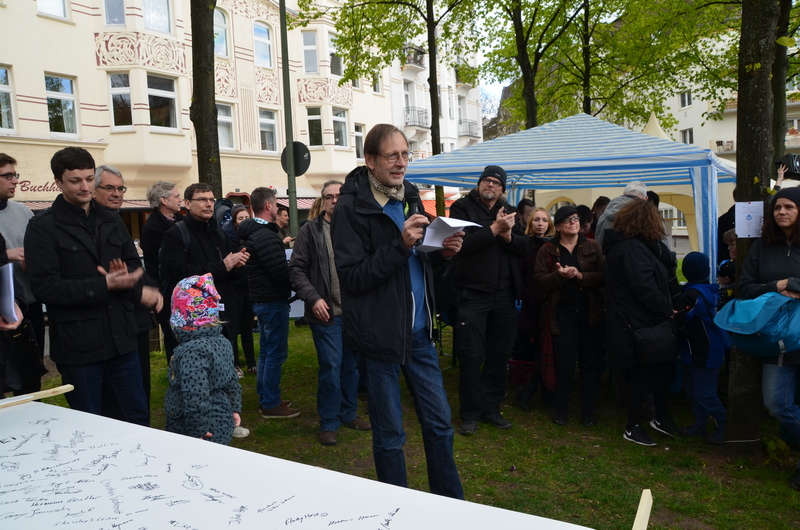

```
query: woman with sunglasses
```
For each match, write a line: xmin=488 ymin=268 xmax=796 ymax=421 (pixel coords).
xmin=534 ymin=206 xmax=605 ymax=427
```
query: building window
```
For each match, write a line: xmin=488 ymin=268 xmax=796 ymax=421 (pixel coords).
xmin=676 ymin=210 xmax=687 ymax=227
xmin=0 ymin=68 xmax=14 ymax=132
xmin=303 ymin=32 xmax=318 ymax=74
xmin=680 ymin=128 xmax=694 ymax=145
xmin=372 ymin=73 xmax=381 ymax=94
xmin=214 ymin=9 xmax=228 ymax=57
xmin=105 ymin=0 xmax=125 ymax=25
xmin=144 ymin=0 xmax=171 ymax=33
xmin=450 ymin=143 xmax=455 ymax=152
xmin=147 ymin=74 xmax=177 ymax=129
xmin=45 ymin=75 xmax=77 ymax=136
xmin=354 ymin=124 xmax=364 ymax=159
xmin=352 ymin=78 xmax=360 ymax=89
xmin=307 ymin=107 xmax=322 ymax=146
xmin=404 ymin=81 xmax=412 ymax=108
xmin=109 ymin=73 xmax=132 ymax=128
xmin=329 ymin=34 xmax=343 ymax=76
xmin=216 ymin=103 xmax=234 ymax=148
xmin=787 ymin=77 xmax=800 ymax=93
xmin=259 ymin=109 xmax=277 ymax=152
xmin=332 ymin=108 xmax=347 ymax=147
xmin=448 ymin=88 xmax=454 ymax=118
xmin=38 ymin=0 xmax=67 ymax=18
xmin=254 ymin=22 xmax=273 ymax=68
xmin=680 ymin=92 xmax=692 ymax=108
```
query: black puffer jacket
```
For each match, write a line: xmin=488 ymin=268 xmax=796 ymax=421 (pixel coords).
xmin=449 ymin=189 xmax=530 ymax=296
xmin=237 ymin=218 xmax=290 ymax=303
xmin=603 ymin=230 xmax=674 ymax=370
xmin=331 ymin=166 xmax=439 ymax=364
xmin=24 ymin=195 xmax=143 ymax=365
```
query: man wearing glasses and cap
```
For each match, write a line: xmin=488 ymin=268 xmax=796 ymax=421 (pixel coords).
xmin=449 ymin=165 xmax=531 ymax=436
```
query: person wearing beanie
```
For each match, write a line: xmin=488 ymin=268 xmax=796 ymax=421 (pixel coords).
xmin=717 ymin=259 xmax=736 ymax=310
xmin=534 ymin=205 xmax=605 ymax=428
xmin=164 ymin=274 xmax=247 ymax=445
xmin=678 ymin=252 xmax=728 ymax=445
xmin=741 ymin=186 xmax=800 ymax=490
xmin=450 ymin=164 xmax=531 ymax=435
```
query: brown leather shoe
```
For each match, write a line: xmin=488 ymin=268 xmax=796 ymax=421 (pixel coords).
xmin=260 ymin=403 xmax=300 ymax=419
xmin=319 ymin=431 xmax=338 ymax=446
xmin=344 ymin=416 xmax=371 ymax=431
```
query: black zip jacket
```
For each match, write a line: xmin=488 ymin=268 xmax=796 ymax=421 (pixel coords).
xmin=449 ymin=188 xmax=530 ymax=296
xmin=331 ymin=166 xmax=440 ymax=364
xmin=24 ymin=195 xmax=143 ymax=365
xmin=289 ymin=214 xmax=335 ymax=326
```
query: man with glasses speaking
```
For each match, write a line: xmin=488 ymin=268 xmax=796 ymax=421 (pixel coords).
xmin=449 ymin=165 xmax=531 ymax=436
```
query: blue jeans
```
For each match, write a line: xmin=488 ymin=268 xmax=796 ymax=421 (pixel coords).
xmin=310 ymin=317 xmax=359 ymax=432
xmin=363 ymin=329 xmax=463 ymax=499
xmin=762 ymin=363 xmax=800 ymax=469
xmin=685 ymin=366 xmax=726 ymax=427
xmin=253 ymin=301 xmax=290 ymax=409
xmin=57 ymin=349 xmax=148 ymax=426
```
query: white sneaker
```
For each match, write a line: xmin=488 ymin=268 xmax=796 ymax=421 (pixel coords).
xmin=232 ymin=426 xmax=250 ymax=438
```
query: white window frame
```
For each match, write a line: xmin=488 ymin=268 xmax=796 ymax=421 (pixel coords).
xmin=680 ymin=128 xmax=694 ymax=145
xmin=307 ymin=107 xmax=322 ymax=146
xmin=303 ymin=31 xmax=318 ymax=74
xmin=372 ymin=73 xmax=381 ymax=94
xmin=45 ymin=74 xmax=78 ymax=138
xmin=328 ymin=33 xmax=343 ymax=77
xmin=104 ymin=0 xmax=125 ymax=25
xmin=143 ymin=0 xmax=171 ymax=34
xmin=254 ymin=22 xmax=273 ymax=69
xmin=147 ymin=74 xmax=178 ymax=131
xmin=0 ymin=67 xmax=15 ymax=133
xmin=679 ymin=91 xmax=692 ymax=108
xmin=38 ymin=0 xmax=68 ymax=19
xmin=332 ymin=108 xmax=347 ymax=147
xmin=217 ymin=103 xmax=235 ymax=149
xmin=354 ymin=124 xmax=364 ymax=159
xmin=214 ymin=9 xmax=229 ymax=58
xmin=109 ymin=72 xmax=133 ymax=131
xmin=352 ymin=78 xmax=361 ymax=90
xmin=448 ymin=88 xmax=454 ymax=118
xmin=259 ymin=108 xmax=278 ymax=153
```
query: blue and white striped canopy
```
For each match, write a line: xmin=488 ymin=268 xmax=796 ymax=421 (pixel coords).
xmin=405 ymin=113 xmax=737 ymax=264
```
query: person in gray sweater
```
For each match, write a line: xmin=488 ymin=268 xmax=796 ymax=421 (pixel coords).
xmin=594 ymin=181 xmax=647 ymax=246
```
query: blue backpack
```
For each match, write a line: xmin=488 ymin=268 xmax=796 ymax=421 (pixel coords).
xmin=714 ymin=292 xmax=800 ymax=357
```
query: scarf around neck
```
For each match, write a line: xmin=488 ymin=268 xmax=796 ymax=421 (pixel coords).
xmin=368 ymin=170 xmax=405 ymax=202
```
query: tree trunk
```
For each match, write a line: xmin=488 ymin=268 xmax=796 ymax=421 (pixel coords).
xmin=729 ymin=0 xmax=780 ymax=447
xmin=189 ymin=0 xmax=223 ymax=197
xmin=510 ymin=4 xmax=537 ymax=129
xmin=580 ymin=0 xmax=591 ymax=115
xmin=771 ymin=0 xmax=792 ymax=166
xmin=425 ymin=0 xmax=446 ymax=216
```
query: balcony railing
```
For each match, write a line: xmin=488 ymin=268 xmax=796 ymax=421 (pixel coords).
xmin=405 ymin=107 xmax=429 ymax=128
xmin=404 ymin=47 xmax=425 ymax=69
xmin=459 ymin=119 xmax=480 ymax=137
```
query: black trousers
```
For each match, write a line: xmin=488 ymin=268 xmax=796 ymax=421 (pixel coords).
xmin=624 ymin=360 xmax=672 ymax=429
xmin=552 ymin=307 xmax=602 ymax=418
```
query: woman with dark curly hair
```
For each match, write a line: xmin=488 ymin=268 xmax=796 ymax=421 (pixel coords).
xmin=604 ymin=199 xmax=680 ymax=446
xmin=740 ymin=187 xmax=800 ymax=490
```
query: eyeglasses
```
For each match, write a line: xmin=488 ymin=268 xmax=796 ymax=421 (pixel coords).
xmin=482 ymin=178 xmax=502 ymax=188
xmin=97 ymin=185 xmax=127 ymax=193
xmin=0 ymin=172 xmax=20 ymax=181
xmin=562 ymin=216 xmax=581 ymax=224
xmin=323 ymin=194 xmax=340 ymax=201
xmin=377 ymin=151 xmax=411 ymax=163
xmin=188 ymin=197 xmax=215 ymax=203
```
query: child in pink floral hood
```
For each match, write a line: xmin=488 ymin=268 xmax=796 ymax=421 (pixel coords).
xmin=164 ymin=274 xmax=246 ymax=444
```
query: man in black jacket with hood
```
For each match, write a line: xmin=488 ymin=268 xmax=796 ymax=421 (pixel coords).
xmin=332 ymin=124 xmax=464 ymax=499
xmin=449 ymin=165 xmax=531 ymax=435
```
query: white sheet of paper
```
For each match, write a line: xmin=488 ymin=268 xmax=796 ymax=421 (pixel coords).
xmin=0 ymin=262 xmax=18 ymax=324
xmin=0 ymin=402 xmax=593 ymax=530
xmin=416 ymin=217 xmax=481 ymax=252
xmin=735 ymin=201 xmax=764 ymax=238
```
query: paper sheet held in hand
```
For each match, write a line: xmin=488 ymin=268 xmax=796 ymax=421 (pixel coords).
xmin=416 ymin=217 xmax=480 ymax=252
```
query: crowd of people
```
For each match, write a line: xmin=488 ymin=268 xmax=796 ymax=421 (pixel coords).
xmin=1 ymin=128 xmax=800 ymax=495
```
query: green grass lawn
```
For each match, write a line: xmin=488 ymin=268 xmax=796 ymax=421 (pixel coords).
xmin=40 ymin=325 xmax=800 ymax=530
